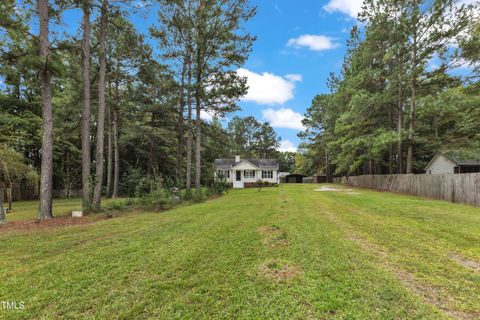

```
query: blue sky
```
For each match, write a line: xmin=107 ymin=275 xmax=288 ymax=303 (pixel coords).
xmin=232 ymin=0 xmax=361 ymax=152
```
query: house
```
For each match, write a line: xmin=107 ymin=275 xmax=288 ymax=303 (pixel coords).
xmin=214 ymin=156 xmax=279 ymax=188
xmin=425 ymin=152 xmax=480 ymax=174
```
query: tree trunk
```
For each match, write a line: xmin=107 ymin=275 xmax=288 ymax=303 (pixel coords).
xmin=325 ymin=147 xmax=330 ymax=183
xmin=406 ymin=31 xmax=417 ymax=174
xmin=186 ymin=58 xmax=193 ymax=190
xmin=92 ymin=0 xmax=107 ymax=210
xmin=106 ymin=100 xmax=113 ymax=198
xmin=388 ymin=109 xmax=393 ymax=174
xmin=38 ymin=0 xmax=54 ymax=219
xmin=7 ymin=187 xmax=12 ymax=210
xmin=406 ymin=81 xmax=415 ymax=174
xmin=195 ymin=70 xmax=202 ymax=192
xmin=81 ymin=0 xmax=92 ymax=212
xmin=0 ymin=187 xmax=5 ymax=224
xmin=397 ymin=84 xmax=403 ymax=174
xmin=112 ymin=81 xmax=120 ymax=198
xmin=176 ymin=60 xmax=187 ymax=183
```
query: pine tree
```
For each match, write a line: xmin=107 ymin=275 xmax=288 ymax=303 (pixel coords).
xmin=80 ymin=0 xmax=92 ymax=212
xmin=92 ymin=0 xmax=108 ymax=211
xmin=38 ymin=0 xmax=54 ymax=219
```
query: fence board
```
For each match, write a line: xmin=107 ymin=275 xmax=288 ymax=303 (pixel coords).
xmin=333 ymin=173 xmax=480 ymax=207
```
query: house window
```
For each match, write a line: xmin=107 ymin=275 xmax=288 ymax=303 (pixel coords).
xmin=217 ymin=170 xmax=230 ymax=179
xmin=262 ymin=170 xmax=273 ymax=179
xmin=244 ymin=170 xmax=255 ymax=179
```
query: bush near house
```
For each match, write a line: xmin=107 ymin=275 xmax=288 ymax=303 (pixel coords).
xmin=244 ymin=180 xmax=278 ymax=188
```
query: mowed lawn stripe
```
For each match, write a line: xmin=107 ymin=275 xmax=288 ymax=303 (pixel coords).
xmin=302 ymin=184 xmax=480 ymax=318
xmin=0 ymin=185 xmax=469 ymax=319
xmin=274 ymin=185 xmax=444 ymax=319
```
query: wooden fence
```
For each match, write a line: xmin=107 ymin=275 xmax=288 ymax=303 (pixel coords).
xmin=333 ymin=173 xmax=480 ymax=207
xmin=1 ymin=185 xmax=82 ymax=202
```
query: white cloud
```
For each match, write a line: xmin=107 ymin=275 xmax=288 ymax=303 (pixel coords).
xmin=285 ymin=74 xmax=303 ymax=82
xmin=323 ymin=0 xmax=363 ymax=18
xmin=200 ymin=110 xmax=215 ymax=122
xmin=287 ymin=34 xmax=340 ymax=52
xmin=262 ymin=108 xmax=305 ymax=130
xmin=278 ymin=140 xmax=297 ymax=153
xmin=237 ymin=68 xmax=297 ymax=105
xmin=458 ymin=0 xmax=479 ymax=4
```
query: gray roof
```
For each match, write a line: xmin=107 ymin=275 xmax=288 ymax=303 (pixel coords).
xmin=214 ymin=158 xmax=278 ymax=169
xmin=441 ymin=152 xmax=480 ymax=166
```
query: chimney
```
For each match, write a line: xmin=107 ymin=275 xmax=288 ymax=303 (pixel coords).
xmin=235 ymin=155 xmax=240 ymax=163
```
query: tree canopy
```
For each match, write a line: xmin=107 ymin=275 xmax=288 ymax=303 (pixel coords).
xmin=299 ymin=0 xmax=480 ymax=177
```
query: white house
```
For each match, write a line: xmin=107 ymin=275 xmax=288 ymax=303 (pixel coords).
xmin=214 ymin=156 xmax=279 ymax=188
xmin=425 ymin=152 xmax=480 ymax=174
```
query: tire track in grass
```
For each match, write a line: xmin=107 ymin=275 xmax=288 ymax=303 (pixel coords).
xmin=281 ymin=185 xmax=441 ymax=319
xmin=315 ymin=192 xmax=480 ymax=320
xmin=257 ymin=187 xmax=300 ymax=283
xmin=448 ymin=253 xmax=480 ymax=273
xmin=319 ymin=190 xmax=480 ymax=315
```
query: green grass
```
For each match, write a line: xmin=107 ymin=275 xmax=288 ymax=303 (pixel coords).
xmin=4 ymin=198 xmax=125 ymax=222
xmin=1 ymin=185 xmax=479 ymax=319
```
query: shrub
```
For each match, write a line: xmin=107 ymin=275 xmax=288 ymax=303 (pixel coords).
xmin=192 ymin=189 xmax=207 ymax=203
xmin=137 ymin=189 xmax=174 ymax=210
xmin=256 ymin=179 xmax=266 ymax=191
xmin=106 ymin=199 xmax=128 ymax=211
xmin=182 ymin=188 xmax=193 ymax=201
xmin=209 ymin=179 xmax=231 ymax=196
xmin=135 ymin=176 xmax=154 ymax=197
xmin=125 ymin=198 xmax=135 ymax=206
xmin=120 ymin=166 xmax=145 ymax=197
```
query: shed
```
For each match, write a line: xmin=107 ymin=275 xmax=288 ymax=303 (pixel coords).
xmin=283 ymin=174 xmax=307 ymax=183
xmin=312 ymin=175 xmax=328 ymax=183
xmin=425 ymin=152 xmax=480 ymax=174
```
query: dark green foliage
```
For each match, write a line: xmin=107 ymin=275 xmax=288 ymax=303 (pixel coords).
xmin=136 ymin=189 xmax=178 ymax=210
xmin=105 ymin=199 xmax=129 ymax=211
xmin=300 ymin=0 xmax=479 ymax=176
xmin=192 ymin=188 xmax=207 ymax=203
xmin=209 ymin=178 xmax=231 ymax=196
xmin=226 ymin=116 xmax=280 ymax=158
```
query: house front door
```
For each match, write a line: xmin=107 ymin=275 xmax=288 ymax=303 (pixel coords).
xmin=233 ymin=170 xmax=244 ymax=188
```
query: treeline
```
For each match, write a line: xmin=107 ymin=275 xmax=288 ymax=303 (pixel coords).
xmin=0 ymin=0 xmax=289 ymax=218
xmin=300 ymin=0 xmax=480 ymax=178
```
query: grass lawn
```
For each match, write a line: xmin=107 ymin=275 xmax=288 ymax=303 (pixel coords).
xmin=1 ymin=184 xmax=479 ymax=319
xmin=3 ymin=198 xmax=124 ymax=222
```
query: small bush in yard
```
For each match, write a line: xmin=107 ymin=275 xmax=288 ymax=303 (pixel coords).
xmin=192 ymin=189 xmax=207 ymax=203
xmin=135 ymin=180 xmax=226 ymax=211
xmin=256 ymin=180 xmax=266 ymax=191
xmin=137 ymin=189 xmax=174 ymax=210
xmin=209 ymin=179 xmax=231 ymax=196
xmin=106 ymin=199 xmax=128 ymax=211
xmin=182 ymin=188 xmax=193 ymax=201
